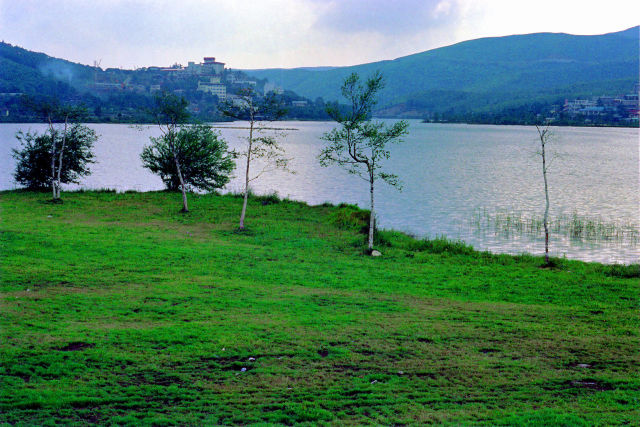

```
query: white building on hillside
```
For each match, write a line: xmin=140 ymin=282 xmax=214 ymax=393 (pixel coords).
xmin=197 ymin=76 xmax=226 ymax=100
xmin=202 ymin=57 xmax=225 ymax=75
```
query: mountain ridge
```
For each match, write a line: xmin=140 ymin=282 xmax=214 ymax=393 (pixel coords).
xmin=243 ymin=26 xmax=639 ymax=117
xmin=244 ymin=26 xmax=640 ymax=72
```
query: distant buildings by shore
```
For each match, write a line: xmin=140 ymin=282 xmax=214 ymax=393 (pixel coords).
xmin=559 ymin=84 xmax=639 ymax=124
xmin=91 ymin=57 xmax=284 ymax=103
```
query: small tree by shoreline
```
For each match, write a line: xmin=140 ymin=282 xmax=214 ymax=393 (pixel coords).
xmin=535 ymin=122 xmax=553 ymax=266
xmin=149 ymin=92 xmax=192 ymax=212
xmin=219 ymin=88 xmax=293 ymax=230
xmin=141 ymin=124 xmax=235 ymax=194
xmin=319 ymin=72 xmax=408 ymax=253
xmin=13 ymin=97 xmax=96 ymax=198
xmin=16 ymin=98 xmax=94 ymax=201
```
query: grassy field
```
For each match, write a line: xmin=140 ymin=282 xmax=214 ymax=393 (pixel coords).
xmin=1 ymin=190 xmax=638 ymax=425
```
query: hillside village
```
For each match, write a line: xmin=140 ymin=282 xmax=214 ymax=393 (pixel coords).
xmin=86 ymin=56 xmax=317 ymax=120
xmin=559 ymin=83 xmax=639 ymax=124
xmin=0 ymin=42 xmax=325 ymax=123
xmin=419 ymin=83 xmax=640 ymax=127
xmin=97 ymin=57 xmax=284 ymax=103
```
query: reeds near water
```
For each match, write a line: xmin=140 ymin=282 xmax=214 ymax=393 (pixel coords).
xmin=471 ymin=209 xmax=639 ymax=245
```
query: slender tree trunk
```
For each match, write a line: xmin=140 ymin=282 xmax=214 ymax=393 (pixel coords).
xmin=368 ymin=172 xmax=375 ymax=251
xmin=542 ymin=142 xmax=550 ymax=265
xmin=48 ymin=118 xmax=57 ymax=200
xmin=168 ymin=131 xmax=188 ymax=212
xmin=55 ymin=116 xmax=68 ymax=200
xmin=239 ymin=122 xmax=253 ymax=229
xmin=174 ymin=155 xmax=189 ymax=212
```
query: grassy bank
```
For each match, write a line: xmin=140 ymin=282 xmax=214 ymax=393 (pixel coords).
xmin=1 ymin=191 xmax=638 ymax=425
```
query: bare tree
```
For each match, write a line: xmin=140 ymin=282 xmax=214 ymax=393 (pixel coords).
xmin=319 ymin=72 xmax=409 ymax=253
xmin=152 ymin=92 xmax=191 ymax=212
xmin=535 ymin=122 xmax=553 ymax=265
xmin=219 ymin=88 xmax=292 ymax=229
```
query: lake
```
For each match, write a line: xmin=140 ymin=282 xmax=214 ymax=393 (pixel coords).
xmin=1 ymin=121 xmax=638 ymax=264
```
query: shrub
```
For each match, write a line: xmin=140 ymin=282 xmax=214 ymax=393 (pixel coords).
xmin=255 ymin=191 xmax=281 ymax=205
xmin=408 ymin=236 xmax=476 ymax=255
xmin=328 ymin=205 xmax=370 ymax=234
xmin=12 ymin=125 xmax=96 ymax=190
xmin=599 ymin=263 xmax=640 ymax=278
xmin=141 ymin=124 xmax=235 ymax=192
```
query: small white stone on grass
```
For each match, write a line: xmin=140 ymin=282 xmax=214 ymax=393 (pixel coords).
xmin=371 ymin=250 xmax=382 ymax=257
xmin=240 ymin=367 xmax=247 ymax=372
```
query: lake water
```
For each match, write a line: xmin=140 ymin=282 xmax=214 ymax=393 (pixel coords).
xmin=1 ymin=121 xmax=638 ymax=264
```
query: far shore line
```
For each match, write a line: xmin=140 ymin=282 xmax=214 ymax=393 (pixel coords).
xmin=0 ymin=119 xmax=638 ymax=130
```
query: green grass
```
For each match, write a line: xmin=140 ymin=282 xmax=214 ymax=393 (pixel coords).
xmin=1 ymin=190 xmax=638 ymax=425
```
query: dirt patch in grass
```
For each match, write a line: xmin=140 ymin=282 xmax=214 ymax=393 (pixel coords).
xmin=565 ymin=379 xmax=616 ymax=391
xmin=119 ymin=371 xmax=186 ymax=387
xmin=331 ymin=363 xmax=366 ymax=373
xmin=76 ymin=412 xmax=101 ymax=424
xmin=542 ymin=378 xmax=617 ymax=392
xmin=197 ymin=355 xmax=261 ymax=372
xmin=57 ymin=342 xmax=95 ymax=351
xmin=566 ymin=359 xmax=638 ymax=370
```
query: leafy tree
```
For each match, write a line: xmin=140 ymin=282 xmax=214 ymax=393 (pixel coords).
xmin=150 ymin=91 xmax=191 ymax=212
xmin=141 ymin=124 xmax=235 ymax=192
xmin=219 ymin=88 xmax=293 ymax=229
xmin=319 ymin=72 xmax=409 ymax=253
xmin=17 ymin=97 xmax=93 ymax=200
xmin=12 ymin=124 xmax=96 ymax=192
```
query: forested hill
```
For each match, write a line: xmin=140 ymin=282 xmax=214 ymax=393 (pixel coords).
xmin=0 ymin=42 xmax=328 ymax=123
xmin=243 ymin=27 xmax=640 ymax=118
xmin=0 ymin=42 xmax=97 ymax=98
xmin=0 ymin=41 xmax=160 ymax=122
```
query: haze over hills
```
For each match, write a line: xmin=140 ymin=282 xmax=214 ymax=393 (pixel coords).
xmin=244 ymin=26 xmax=640 ymax=118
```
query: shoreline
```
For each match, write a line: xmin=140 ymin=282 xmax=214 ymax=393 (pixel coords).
xmin=1 ymin=118 xmax=638 ymax=129
xmin=3 ymin=188 xmax=638 ymax=267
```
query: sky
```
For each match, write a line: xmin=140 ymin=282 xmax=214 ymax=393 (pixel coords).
xmin=0 ymin=0 xmax=638 ymax=70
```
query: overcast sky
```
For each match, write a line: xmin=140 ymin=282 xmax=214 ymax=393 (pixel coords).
xmin=1 ymin=0 xmax=638 ymax=70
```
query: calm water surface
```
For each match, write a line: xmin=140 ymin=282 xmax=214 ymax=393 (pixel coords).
xmin=1 ymin=121 xmax=638 ymax=264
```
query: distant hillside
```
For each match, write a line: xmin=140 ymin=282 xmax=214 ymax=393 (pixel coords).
xmin=0 ymin=42 xmax=332 ymax=122
xmin=244 ymin=27 xmax=640 ymax=117
xmin=0 ymin=42 xmax=157 ymax=122
xmin=0 ymin=42 xmax=96 ymax=98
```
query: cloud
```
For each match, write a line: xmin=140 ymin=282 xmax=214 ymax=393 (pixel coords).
xmin=0 ymin=0 xmax=318 ymax=68
xmin=311 ymin=0 xmax=462 ymax=35
xmin=0 ymin=0 xmax=637 ymax=69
